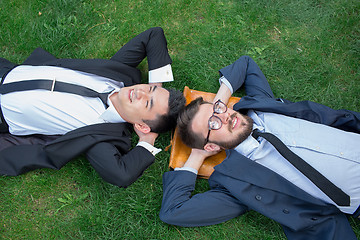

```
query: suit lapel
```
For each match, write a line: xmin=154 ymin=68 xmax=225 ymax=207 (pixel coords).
xmin=214 ymin=150 xmax=327 ymax=205
xmin=44 ymin=123 xmax=132 ymax=161
xmin=22 ymin=47 xmax=57 ymax=65
xmin=233 ymin=95 xmax=329 ymax=125
xmin=47 ymin=122 xmax=131 ymax=144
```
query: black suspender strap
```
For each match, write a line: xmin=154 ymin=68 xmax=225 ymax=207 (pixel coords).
xmin=0 ymin=79 xmax=111 ymax=108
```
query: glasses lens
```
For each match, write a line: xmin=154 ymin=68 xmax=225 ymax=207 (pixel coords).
xmin=214 ymin=101 xmax=226 ymax=114
xmin=209 ymin=116 xmax=222 ymax=130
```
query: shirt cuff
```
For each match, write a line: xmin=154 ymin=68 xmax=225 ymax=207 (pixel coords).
xmin=219 ymin=76 xmax=234 ymax=94
xmin=148 ymin=64 xmax=174 ymax=83
xmin=137 ymin=141 xmax=162 ymax=156
xmin=174 ymin=166 xmax=198 ymax=175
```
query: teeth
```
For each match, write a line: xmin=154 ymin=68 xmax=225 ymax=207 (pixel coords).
xmin=130 ymin=90 xmax=133 ymax=102
xmin=232 ymin=118 xmax=237 ymax=128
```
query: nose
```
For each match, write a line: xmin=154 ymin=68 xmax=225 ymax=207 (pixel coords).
xmin=135 ymin=89 xmax=149 ymax=100
xmin=216 ymin=112 xmax=230 ymax=124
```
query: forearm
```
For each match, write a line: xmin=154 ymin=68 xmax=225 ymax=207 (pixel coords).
xmin=118 ymin=27 xmax=172 ymax=70
xmin=213 ymin=81 xmax=232 ymax=105
xmin=182 ymin=151 xmax=207 ymax=171
xmin=219 ymin=55 xmax=274 ymax=98
xmin=86 ymin=143 xmax=155 ymax=188
xmin=160 ymin=170 xmax=247 ymax=227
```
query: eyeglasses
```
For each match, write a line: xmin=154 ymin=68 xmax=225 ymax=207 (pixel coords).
xmin=204 ymin=99 xmax=228 ymax=145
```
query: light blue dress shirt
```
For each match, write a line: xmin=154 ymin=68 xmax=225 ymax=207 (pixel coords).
xmin=176 ymin=76 xmax=360 ymax=213
xmin=235 ymin=110 xmax=360 ymax=214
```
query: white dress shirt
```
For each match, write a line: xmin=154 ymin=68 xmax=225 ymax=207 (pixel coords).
xmin=0 ymin=64 xmax=173 ymax=155
xmin=1 ymin=65 xmax=120 ymax=135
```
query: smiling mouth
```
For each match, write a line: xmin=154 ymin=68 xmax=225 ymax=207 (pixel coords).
xmin=230 ymin=113 xmax=241 ymax=130
xmin=232 ymin=117 xmax=238 ymax=129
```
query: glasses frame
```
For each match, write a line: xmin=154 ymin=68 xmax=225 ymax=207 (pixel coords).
xmin=204 ymin=99 xmax=228 ymax=145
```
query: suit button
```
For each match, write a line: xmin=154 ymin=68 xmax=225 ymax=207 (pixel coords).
xmin=283 ymin=209 xmax=290 ymax=214
xmin=311 ymin=217 xmax=318 ymax=221
xmin=255 ymin=195 xmax=262 ymax=201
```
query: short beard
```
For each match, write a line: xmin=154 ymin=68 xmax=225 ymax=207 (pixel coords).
xmin=211 ymin=114 xmax=253 ymax=149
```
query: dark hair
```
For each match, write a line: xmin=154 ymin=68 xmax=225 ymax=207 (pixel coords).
xmin=143 ymin=88 xmax=186 ymax=133
xmin=177 ymin=97 xmax=208 ymax=149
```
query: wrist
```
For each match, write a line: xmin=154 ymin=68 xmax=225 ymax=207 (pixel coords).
xmin=183 ymin=151 xmax=206 ymax=171
xmin=138 ymin=137 xmax=155 ymax=146
xmin=137 ymin=141 xmax=161 ymax=156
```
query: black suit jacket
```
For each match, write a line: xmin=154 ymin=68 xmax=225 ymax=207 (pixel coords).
xmin=0 ymin=27 xmax=172 ymax=187
xmin=160 ymin=56 xmax=360 ymax=239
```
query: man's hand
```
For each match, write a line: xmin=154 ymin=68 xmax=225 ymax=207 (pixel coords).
xmin=183 ymin=148 xmax=220 ymax=171
xmin=133 ymin=125 xmax=158 ymax=146
xmin=191 ymin=148 xmax=220 ymax=159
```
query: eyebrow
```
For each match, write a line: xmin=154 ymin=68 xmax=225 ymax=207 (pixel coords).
xmin=149 ymin=86 xmax=157 ymax=110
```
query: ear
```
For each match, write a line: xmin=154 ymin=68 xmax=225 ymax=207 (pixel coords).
xmin=134 ymin=123 xmax=151 ymax=134
xmin=204 ymin=143 xmax=221 ymax=152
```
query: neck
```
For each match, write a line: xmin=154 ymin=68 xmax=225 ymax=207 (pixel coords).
xmin=109 ymin=92 xmax=128 ymax=121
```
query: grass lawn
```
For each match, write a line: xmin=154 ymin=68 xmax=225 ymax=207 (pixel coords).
xmin=1 ymin=0 xmax=359 ymax=239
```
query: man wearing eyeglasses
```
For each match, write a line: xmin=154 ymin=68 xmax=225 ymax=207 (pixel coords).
xmin=159 ymin=56 xmax=360 ymax=239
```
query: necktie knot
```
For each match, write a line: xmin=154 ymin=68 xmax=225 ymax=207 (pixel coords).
xmin=252 ymin=129 xmax=261 ymax=139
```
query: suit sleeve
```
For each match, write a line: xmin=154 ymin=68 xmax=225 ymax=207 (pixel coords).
xmin=86 ymin=144 xmax=155 ymax=188
xmin=110 ymin=27 xmax=172 ymax=71
xmin=159 ymin=170 xmax=248 ymax=227
xmin=219 ymin=56 xmax=274 ymax=99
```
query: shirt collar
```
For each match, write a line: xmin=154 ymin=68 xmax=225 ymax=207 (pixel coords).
xmin=98 ymin=91 xmax=126 ymax=123
xmin=234 ymin=110 xmax=264 ymax=156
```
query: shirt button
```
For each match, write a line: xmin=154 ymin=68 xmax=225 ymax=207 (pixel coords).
xmin=255 ymin=195 xmax=262 ymax=201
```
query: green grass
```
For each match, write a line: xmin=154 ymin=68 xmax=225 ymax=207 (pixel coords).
xmin=1 ymin=0 xmax=359 ymax=239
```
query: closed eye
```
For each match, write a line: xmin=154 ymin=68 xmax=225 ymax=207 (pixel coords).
xmin=147 ymin=86 xmax=156 ymax=110
xmin=146 ymin=99 xmax=154 ymax=109
xmin=149 ymin=85 xmax=157 ymax=92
